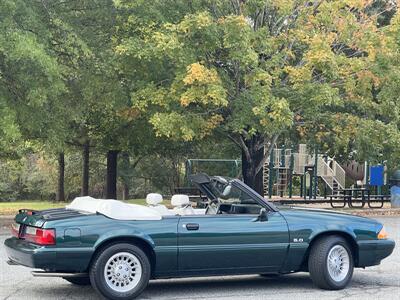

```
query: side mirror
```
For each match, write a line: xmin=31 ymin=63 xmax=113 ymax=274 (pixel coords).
xmin=257 ymin=208 xmax=268 ymax=222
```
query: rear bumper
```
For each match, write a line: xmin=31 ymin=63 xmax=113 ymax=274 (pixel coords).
xmin=357 ymin=239 xmax=395 ymax=267
xmin=4 ymin=237 xmax=57 ymax=270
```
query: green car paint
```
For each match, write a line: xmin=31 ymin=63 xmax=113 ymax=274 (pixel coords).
xmin=4 ymin=176 xmax=395 ymax=280
xmin=176 ymin=211 xmax=289 ymax=276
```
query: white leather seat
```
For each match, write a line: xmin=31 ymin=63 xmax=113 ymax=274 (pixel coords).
xmin=146 ymin=193 xmax=171 ymax=215
xmin=171 ymin=194 xmax=195 ymax=215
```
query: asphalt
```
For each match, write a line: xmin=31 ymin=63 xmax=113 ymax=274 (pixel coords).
xmin=0 ymin=217 xmax=399 ymax=300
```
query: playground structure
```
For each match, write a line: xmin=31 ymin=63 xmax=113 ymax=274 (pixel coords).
xmin=263 ymin=144 xmax=346 ymax=199
xmin=263 ymin=144 xmax=394 ymax=208
xmin=181 ymin=145 xmax=393 ymax=208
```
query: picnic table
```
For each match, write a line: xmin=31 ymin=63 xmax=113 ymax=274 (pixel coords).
xmin=329 ymin=188 xmax=390 ymax=209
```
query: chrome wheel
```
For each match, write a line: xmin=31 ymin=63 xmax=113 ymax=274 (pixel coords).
xmin=327 ymin=245 xmax=350 ymax=282
xmin=104 ymin=252 xmax=142 ymax=293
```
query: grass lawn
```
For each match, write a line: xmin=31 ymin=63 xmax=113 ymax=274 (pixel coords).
xmin=0 ymin=199 xmax=153 ymax=216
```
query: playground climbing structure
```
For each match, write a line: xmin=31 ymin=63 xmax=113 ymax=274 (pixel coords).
xmin=263 ymin=144 xmax=346 ymax=198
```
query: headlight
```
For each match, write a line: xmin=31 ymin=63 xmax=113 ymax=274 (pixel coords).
xmin=377 ymin=226 xmax=388 ymax=240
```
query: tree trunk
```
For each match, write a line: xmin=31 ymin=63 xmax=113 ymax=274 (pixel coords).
xmin=121 ymin=152 xmax=130 ymax=200
xmin=106 ymin=150 xmax=119 ymax=199
xmin=56 ymin=152 xmax=65 ymax=201
xmin=81 ymin=141 xmax=90 ymax=196
xmin=241 ymin=137 xmax=264 ymax=196
xmin=122 ymin=182 xmax=129 ymax=200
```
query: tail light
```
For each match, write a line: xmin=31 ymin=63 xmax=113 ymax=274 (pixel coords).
xmin=24 ymin=226 xmax=56 ymax=245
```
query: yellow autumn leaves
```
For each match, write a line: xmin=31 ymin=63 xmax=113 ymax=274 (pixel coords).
xmin=149 ymin=112 xmax=224 ymax=141
xmin=127 ymin=0 xmax=394 ymax=144
xmin=180 ymin=62 xmax=227 ymax=107
xmin=132 ymin=62 xmax=227 ymax=142
xmin=183 ymin=62 xmax=220 ymax=85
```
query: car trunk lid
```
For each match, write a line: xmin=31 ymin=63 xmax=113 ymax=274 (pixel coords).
xmin=14 ymin=208 xmax=90 ymax=228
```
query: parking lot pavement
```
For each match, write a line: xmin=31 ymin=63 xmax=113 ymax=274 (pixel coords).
xmin=1 ymin=217 xmax=399 ymax=300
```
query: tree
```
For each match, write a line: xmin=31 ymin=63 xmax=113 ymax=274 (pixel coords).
xmin=114 ymin=0 xmax=395 ymax=194
xmin=352 ymin=6 xmax=400 ymax=170
xmin=0 ymin=0 xmax=65 ymax=156
xmin=1 ymin=1 xmax=197 ymax=200
xmin=25 ymin=0 xmax=129 ymax=199
xmin=0 ymin=0 xmax=74 ymax=200
xmin=81 ymin=141 xmax=90 ymax=196
xmin=56 ymin=152 xmax=65 ymax=201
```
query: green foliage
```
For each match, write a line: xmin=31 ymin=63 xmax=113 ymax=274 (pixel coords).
xmin=0 ymin=0 xmax=66 ymax=153
xmin=2 ymin=0 xmax=400 ymax=201
xmin=114 ymin=0 xmax=400 ymax=171
xmin=0 ymin=153 xmax=54 ymax=200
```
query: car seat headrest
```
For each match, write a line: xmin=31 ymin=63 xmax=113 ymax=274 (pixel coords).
xmin=171 ymin=194 xmax=190 ymax=207
xmin=146 ymin=193 xmax=163 ymax=206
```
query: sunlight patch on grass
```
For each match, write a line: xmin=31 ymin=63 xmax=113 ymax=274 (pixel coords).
xmin=0 ymin=201 xmax=65 ymax=215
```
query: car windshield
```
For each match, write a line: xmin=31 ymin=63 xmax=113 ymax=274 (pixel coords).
xmin=193 ymin=174 xmax=278 ymax=211
xmin=208 ymin=177 xmax=258 ymax=205
xmin=209 ymin=176 xmax=230 ymax=194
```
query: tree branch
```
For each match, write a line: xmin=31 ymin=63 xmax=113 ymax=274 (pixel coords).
xmin=255 ymin=133 xmax=280 ymax=174
xmin=238 ymin=134 xmax=251 ymax=162
xmin=227 ymin=134 xmax=243 ymax=149
xmin=254 ymin=135 xmax=265 ymax=151
xmin=131 ymin=156 xmax=142 ymax=169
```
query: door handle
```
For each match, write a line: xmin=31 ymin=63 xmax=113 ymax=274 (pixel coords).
xmin=185 ymin=223 xmax=199 ymax=231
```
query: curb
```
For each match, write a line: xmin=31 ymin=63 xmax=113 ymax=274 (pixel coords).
xmin=346 ymin=209 xmax=400 ymax=217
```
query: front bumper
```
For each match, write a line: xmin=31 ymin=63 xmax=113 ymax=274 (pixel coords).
xmin=357 ymin=239 xmax=395 ymax=267
xmin=4 ymin=237 xmax=57 ymax=270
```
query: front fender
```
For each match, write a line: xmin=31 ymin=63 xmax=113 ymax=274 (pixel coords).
xmin=308 ymin=225 xmax=357 ymax=243
xmin=281 ymin=225 xmax=357 ymax=273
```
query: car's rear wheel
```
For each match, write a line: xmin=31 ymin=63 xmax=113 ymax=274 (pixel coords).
xmin=63 ymin=277 xmax=91 ymax=286
xmin=90 ymin=243 xmax=151 ymax=300
xmin=308 ymin=236 xmax=354 ymax=290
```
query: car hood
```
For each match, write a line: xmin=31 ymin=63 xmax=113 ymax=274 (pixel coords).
xmin=277 ymin=205 xmax=379 ymax=224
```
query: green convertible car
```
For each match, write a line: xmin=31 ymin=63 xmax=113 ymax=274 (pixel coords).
xmin=4 ymin=174 xmax=395 ymax=299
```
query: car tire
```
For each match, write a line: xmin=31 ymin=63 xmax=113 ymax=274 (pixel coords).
xmin=308 ymin=236 xmax=354 ymax=290
xmin=89 ymin=243 xmax=151 ymax=300
xmin=63 ymin=277 xmax=91 ymax=286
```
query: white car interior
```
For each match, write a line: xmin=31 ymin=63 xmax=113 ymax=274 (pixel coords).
xmin=171 ymin=194 xmax=195 ymax=215
xmin=145 ymin=193 xmax=172 ymax=215
xmin=66 ymin=194 xmax=206 ymax=220
xmin=66 ymin=175 xmax=266 ymax=220
xmin=144 ymin=193 xmax=206 ymax=216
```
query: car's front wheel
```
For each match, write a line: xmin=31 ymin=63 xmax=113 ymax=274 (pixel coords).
xmin=90 ymin=243 xmax=151 ymax=300
xmin=308 ymin=236 xmax=354 ymax=290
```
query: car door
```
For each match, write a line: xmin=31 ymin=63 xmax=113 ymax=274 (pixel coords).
xmin=177 ymin=180 xmax=289 ymax=275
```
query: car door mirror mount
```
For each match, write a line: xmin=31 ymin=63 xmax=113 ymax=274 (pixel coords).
xmin=257 ymin=208 xmax=268 ymax=222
